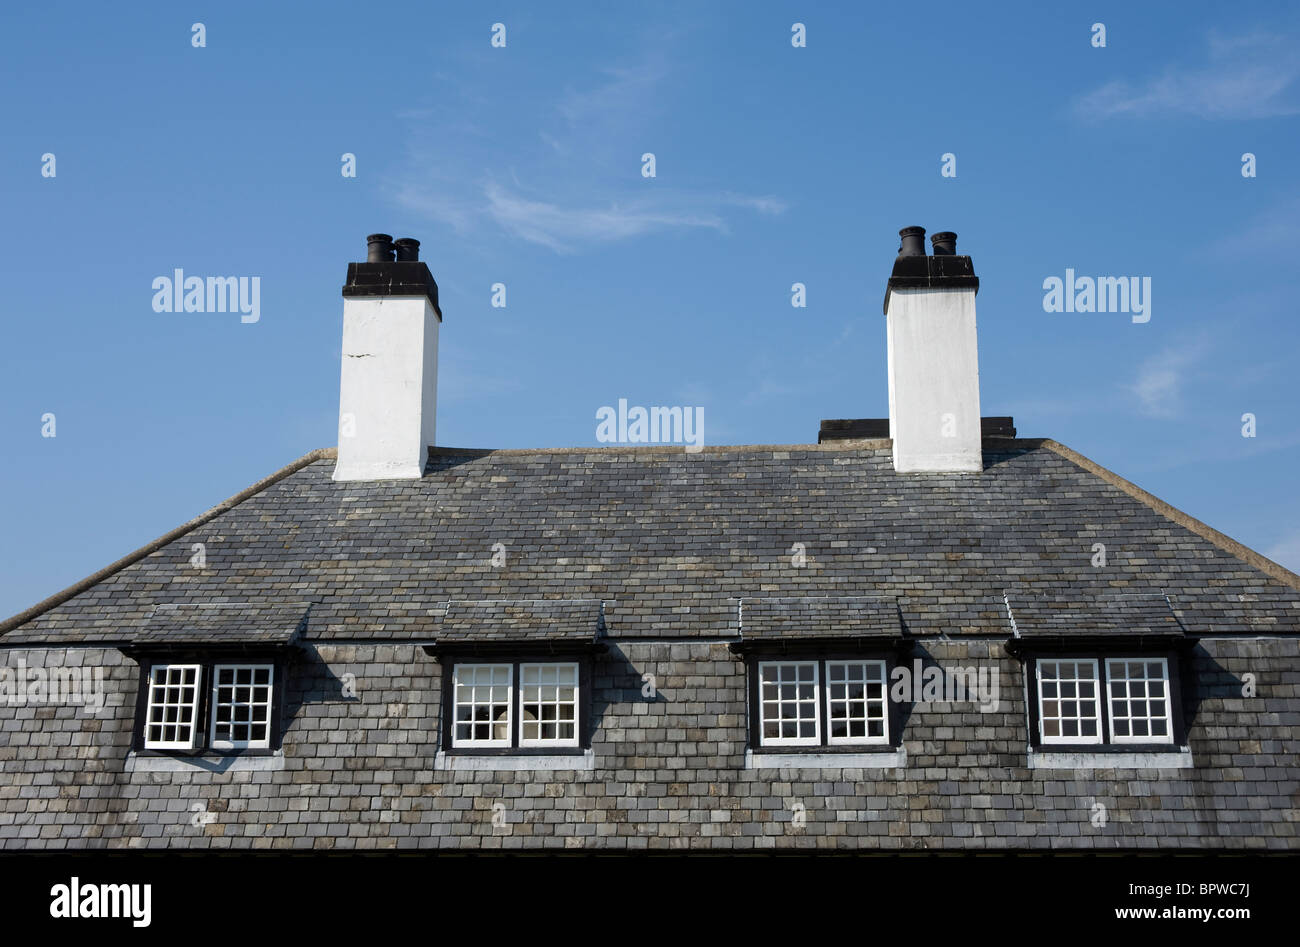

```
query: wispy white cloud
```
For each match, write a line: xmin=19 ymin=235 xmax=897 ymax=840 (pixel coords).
xmin=396 ymin=175 xmax=785 ymax=254
xmin=1076 ymin=31 xmax=1300 ymax=120
xmin=483 ymin=181 xmax=728 ymax=253
xmin=387 ymin=46 xmax=786 ymax=254
xmin=557 ymin=58 xmax=670 ymax=128
xmin=1127 ymin=337 xmax=1212 ymax=418
xmin=1204 ymin=194 xmax=1300 ymax=260
xmin=717 ymin=193 xmax=788 ymax=216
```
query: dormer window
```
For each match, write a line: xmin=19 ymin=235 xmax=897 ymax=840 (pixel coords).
xmin=731 ymin=597 xmax=907 ymax=761
xmin=443 ymin=658 xmax=589 ymax=754
xmin=125 ymin=601 xmax=305 ymax=756
xmin=1004 ymin=592 xmax=1190 ymax=760
xmin=133 ymin=657 xmax=285 ymax=755
xmin=430 ymin=600 xmax=604 ymax=759
xmin=756 ymin=659 xmax=890 ymax=748
xmin=1035 ymin=656 xmax=1174 ymax=747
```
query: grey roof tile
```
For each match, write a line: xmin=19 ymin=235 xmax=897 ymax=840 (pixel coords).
xmin=129 ymin=602 xmax=310 ymax=648
xmin=1004 ymin=591 xmax=1184 ymax=641
xmin=437 ymin=599 xmax=603 ymax=643
xmin=4 ymin=442 xmax=1296 ymax=646
xmin=740 ymin=597 xmax=901 ymax=640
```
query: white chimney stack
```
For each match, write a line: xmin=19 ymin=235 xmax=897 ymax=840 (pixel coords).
xmin=333 ymin=234 xmax=442 ymax=482
xmin=883 ymin=227 xmax=983 ymax=473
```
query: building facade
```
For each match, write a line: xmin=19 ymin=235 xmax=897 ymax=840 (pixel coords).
xmin=1 ymin=230 xmax=1296 ymax=850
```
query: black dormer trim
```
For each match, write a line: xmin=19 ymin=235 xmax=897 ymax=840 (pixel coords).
xmin=125 ymin=647 xmax=295 ymax=757
xmin=423 ymin=639 xmax=607 ymax=659
xmin=737 ymin=642 xmax=909 ymax=753
xmin=434 ymin=650 xmax=596 ymax=757
xmin=728 ymin=635 xmax=910 ymax=659
xmin=1003 ymin=632 xmax=1193 ymax=660
xmin=1020 ymin=647 xmax=1191 ymax=752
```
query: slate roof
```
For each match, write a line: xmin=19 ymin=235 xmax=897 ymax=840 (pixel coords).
xmin=1 ymin=437 xmax=1298 ymax=853
xmin=739 ymin=597 xmax=902 ymax=641
xmin=129 ymin=602 xmax=310 ymax=648
xmin=436 ymin=599 xmax=604 ymax=643
xmin=2 ymin=438 xmax=1298 ymax=645
xmin=1003 ymin=591 xmax=1185 ymax=642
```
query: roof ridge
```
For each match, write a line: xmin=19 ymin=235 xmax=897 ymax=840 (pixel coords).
xmin=425 ymin=436 xmax=1035 ymax=458
xmin=1040 ymin=439 xmax=1300 ymax=592
xmin=427 ymin=440 xmax=894 ymax=458
xmin=0 ymin=448 xmax=336 ymax=636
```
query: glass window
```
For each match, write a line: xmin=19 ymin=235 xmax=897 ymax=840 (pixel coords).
xmin=452 ymin=664 xmax=514 ymax=748
xmin=143 ymin=663 xmax=202 ymax=750
xmin=210 ymin=664 xmax=274 ymax=750
xmin=1106 ymin=658 xmax=1173 ymax=744
xmin=1037 ymin=659 xmax=1101 ymax=744
xmin=758 ymin=661 xmax=821 ymax=747
xmin=519 ymin=663 xmax=579 ymax=747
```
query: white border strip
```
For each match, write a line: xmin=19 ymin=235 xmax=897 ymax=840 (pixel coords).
xmin=434 ymin=749 xmax=596 ymax=772
xmin=1028 ymin=748 xmax=1193 ymax=770
xmin=745 ymin=747 xmax=905 ymax=770
xmin=125 ymin=750 xmax=286 ymax=774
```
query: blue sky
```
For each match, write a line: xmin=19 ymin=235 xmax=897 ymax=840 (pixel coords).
xmin=1 ymin=1 xmax=1298 ymax=617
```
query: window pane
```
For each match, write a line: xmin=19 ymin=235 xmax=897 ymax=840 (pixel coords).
xmin=1037 ymin=660 xmax=1101 ymax=745
xmin=519 ymin=663 xmax=580 ymax=747
xmin=209 ymin=664 xmax=274 ymax=750
xmin=142 ymin=664 xmax=203 ymax=750
xmin=1106 ymin=658 xmax=1174 ymax=745
xmin=757 ymin=662 xmax=821 ymax=746
xmin=452 ymin=664 xmax=513 ymax=748
xmin=825 ymin=661 xmax=888 ymax=746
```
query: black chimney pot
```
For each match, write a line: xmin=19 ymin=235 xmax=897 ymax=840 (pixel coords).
xmin=897 ymin=226 xmax=927 ymax=258
xmin=393 ymin=238 xmax=421 ymax=262
xmin=930 ymin=232 xmax=957 ymax=255
xmin=366 ymin=234 xmax=395 ymax=263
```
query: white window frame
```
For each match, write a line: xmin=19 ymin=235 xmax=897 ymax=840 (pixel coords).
xmin=1036 ymin=659 xmax=1103 ymax=746
xmin=824 ymin=660 xmax=890 ymax=746
xmin=451 ymin=663 xmax=514 ymax=749
xmin=208 ymin=663 xmax=275 ymax=751
xmin=518 ymin=662 xmax=581 ymax=749
xmin=143 ymin=663 xmax=203 ymax=750
xmin=757 ymin=660 xmax=822 ymax=747
xmin=1105 ymin=657 xmax=1174 ymax=745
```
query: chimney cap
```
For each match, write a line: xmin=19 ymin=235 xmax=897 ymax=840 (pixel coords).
xmin=884 ymin=225 xmax=977 ymax=312
xmin=345 ymin=234 xmax=441 ymax=318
